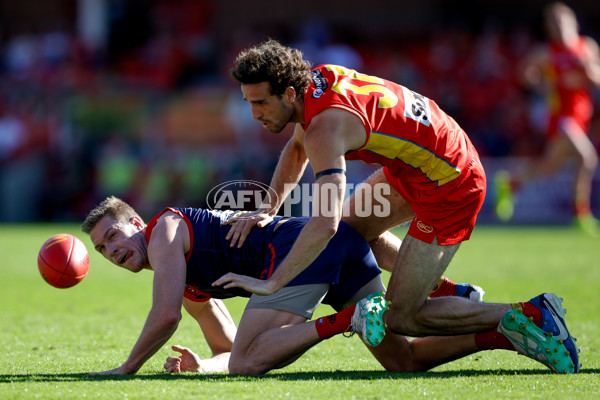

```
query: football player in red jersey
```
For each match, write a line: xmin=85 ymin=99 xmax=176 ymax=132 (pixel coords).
xmin=217 ymin=39 xmax=579 ymax=375
xmin=220 ymin=39 xmax=493 ymax=337
xmin=81 ymin=196 xmax=576 ymax=375
xmin=495 ymin=2 xmax=600 ymax=235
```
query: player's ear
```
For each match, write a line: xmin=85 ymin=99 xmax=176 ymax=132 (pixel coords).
xmin=130 ymin=216 xmax=144 ymax=230
xmin=285 ymin=86 xmax=296 ymax=103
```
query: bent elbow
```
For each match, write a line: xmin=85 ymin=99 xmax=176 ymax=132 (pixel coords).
xmin=313 ymin=218 xmax=338 ymax=240
xmin=160 ymin=310 xmax=182 ymax=330
xmin=326 ymin=223 xmax=340 ymax=242
xmin=314 ymin=226 xmax=336 ymax=240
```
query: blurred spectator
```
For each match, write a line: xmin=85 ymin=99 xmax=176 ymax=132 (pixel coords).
xmin=95 ymin=136 xmax=141 ymax=204
xmin=293 ymin=19 xmax=364 ymax=70
xmin=0 ymin=1 xmax=596 ymax=223
xmin=493 ymin=2 xmax=600 ymax=233
xmin=0 ymin=100 xmax=44 ymax=222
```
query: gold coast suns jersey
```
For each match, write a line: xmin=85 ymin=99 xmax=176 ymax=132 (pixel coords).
xmin=546 ymin=37 xmax=593 ymax=124
xmin=303 ymin=64 xmax=476 ymax=190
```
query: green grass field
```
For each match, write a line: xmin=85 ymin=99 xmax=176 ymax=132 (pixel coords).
xmin=1 ymin=223 xmax=598 ymax=399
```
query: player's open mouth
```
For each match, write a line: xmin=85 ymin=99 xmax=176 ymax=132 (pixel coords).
xmin=118 ymin=252 xmax=130 ymax=264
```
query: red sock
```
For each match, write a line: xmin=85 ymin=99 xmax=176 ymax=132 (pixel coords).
xmin=475 ymin=328 xmax=515 ymax=351
xmin=574 ymin=198 xmax=592 ymax=218
xmin=315 ymin=305 xmax=356 ymax=340
xmin=429 ymin=276 xmax=456 ymax=298
xmin=518 ymin=302 xmax=542 ymax=327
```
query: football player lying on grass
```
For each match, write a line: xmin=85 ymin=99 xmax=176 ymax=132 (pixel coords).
xmin=81 ymin=196 xmax=580 ymax=375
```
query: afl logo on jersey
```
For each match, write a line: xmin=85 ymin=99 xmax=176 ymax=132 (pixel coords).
xmin=416 ymin=221 xmax=434 ymax=234
xmin=311 ymin=69 xmax=328 ymax=98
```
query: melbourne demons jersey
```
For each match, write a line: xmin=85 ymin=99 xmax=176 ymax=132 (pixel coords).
xmin=545 ymin=37 xmax=593 ymax=124
xmin=303 ymin=64 xmax=476 ymax=190
xmin=145 ymin=207 xmax=277 ymax=301
xmin=144 ymin=207 xmax=380 ymax=306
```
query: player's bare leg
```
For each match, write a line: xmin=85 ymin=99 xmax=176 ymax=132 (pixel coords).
xmin=345 ymin=170 xmax=505 ymax=335
xmin=366 ymin=231 xmax=403 ymax=272
xmin=367 ymin=331 xmax=481 ymax=372
xmin=230 ymin=301 xmax=491 ymax=375
xmin=519 ymin=135 xmax=573 ymax=182
xmin=495 ymin=132 xmax=588 ymax=222
xmin=384 ymin=235 xmax=509 ymax=336
xmin=342 ymin=169 xmax=413 ymax=272
xmin=228 ymin=308 xmax=318 ymax=375
xmin=344 ymin=168 xmax=494 ymax=334
xmin=515 ymin=124 xmax=598 ymax=233
xmin=567 ymin=131 xmax=598 ymax=221
xmin=518 ymin=121 xmax=597 ymax=210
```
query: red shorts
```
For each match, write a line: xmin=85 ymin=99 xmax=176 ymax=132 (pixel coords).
xmin=383 ymin=155 xmax=487 ymax=245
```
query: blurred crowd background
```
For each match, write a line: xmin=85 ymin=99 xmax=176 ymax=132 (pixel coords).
xmin=1 ymin=0 xmax=599 ymax=223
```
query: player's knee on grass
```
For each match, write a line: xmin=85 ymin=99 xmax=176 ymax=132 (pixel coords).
xmin=386 ymin=303 xmax=437 ymax=337
xmin=229 ymin=349 xmax=303 ymax=375
xmin=372 ymin=347 xmax=416 ymax=373
xmin=369 ymin=334 xmax=429 ymax=373
xmin=228 ymin=357 xmax=270 ymax=376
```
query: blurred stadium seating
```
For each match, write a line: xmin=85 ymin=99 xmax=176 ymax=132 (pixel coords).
xmin=0 ymin=0 xmax=598 ymax=222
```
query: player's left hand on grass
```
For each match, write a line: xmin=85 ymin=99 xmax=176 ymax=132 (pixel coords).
xmin=213 ymin=272 xmax=278 ymax=296
xmin=164 ymin=345 xmax=201 ymax=373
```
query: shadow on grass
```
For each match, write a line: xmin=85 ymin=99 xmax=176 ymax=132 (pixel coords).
xmin=2 ymin=368 xmax=598 ymax=383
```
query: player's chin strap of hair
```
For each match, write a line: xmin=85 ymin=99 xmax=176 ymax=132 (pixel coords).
xmin=314 ymin=168 xmax=346 ymax=180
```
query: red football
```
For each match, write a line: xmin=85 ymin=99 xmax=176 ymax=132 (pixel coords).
xmin=38 ymin=234 xmax=89 ymax=288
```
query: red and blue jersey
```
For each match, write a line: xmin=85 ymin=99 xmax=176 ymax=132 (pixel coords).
xmin=303 ymin=64 xmax=477 ymax=190
xmin=145 ymin=207 xmax=380 ymax=308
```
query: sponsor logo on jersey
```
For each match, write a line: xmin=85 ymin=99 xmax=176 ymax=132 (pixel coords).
xmin=401 ymin=86 xmax=432 ymax=127
xmin=311 ymin=69 xmax=328 ymax=98
xmin=417 ymin=221 xmax=434 ymax=234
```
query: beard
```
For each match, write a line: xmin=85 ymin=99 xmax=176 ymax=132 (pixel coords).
xmin=266 ymin=119 xmax=289 ymax=133
xmin=263 ymin=103 xmax=295 ymax=133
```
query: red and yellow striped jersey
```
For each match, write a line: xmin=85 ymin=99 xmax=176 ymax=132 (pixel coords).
xmin=303 ymin=64 xmax=476 ymax=190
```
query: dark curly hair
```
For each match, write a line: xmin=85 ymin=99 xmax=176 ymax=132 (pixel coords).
xmin=229 ymin=39 xmax=312 ymax=97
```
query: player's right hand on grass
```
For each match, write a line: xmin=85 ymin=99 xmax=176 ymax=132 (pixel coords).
xmin=164 ymin=345 xmax=201 ymax=373
xmin=223 ymin=210 xmax=273 ymax=248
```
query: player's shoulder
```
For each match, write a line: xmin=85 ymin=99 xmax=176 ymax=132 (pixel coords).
xmin=147 ymin=208 xmax=192 ymax=253
xmin=155 ymin=207 xmax=188 ymax=224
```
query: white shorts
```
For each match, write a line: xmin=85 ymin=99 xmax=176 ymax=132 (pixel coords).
xmin=245 ymin=276 xmax=386 ymax=319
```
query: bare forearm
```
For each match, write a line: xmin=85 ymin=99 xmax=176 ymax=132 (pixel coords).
xmin=582 ymin=38 xmax=600 ymax=87
xmin=267 ymin=139 xmax=308 ymax=214
xmin=230 ymin=320 xmax=320 ymax=374
xmin=269 ymin=219 xmax=335 ymax=289
xmin=123 ymin=313 xmax=180 ymax=374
